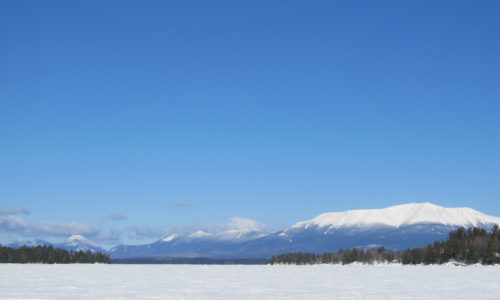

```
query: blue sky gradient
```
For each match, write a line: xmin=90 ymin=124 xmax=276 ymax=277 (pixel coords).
xmin=1 ymin=1 xmax=499 ymax=246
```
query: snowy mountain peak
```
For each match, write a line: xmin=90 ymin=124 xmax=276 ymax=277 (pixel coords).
xmin=64 ymin=235 xmax=98 ymax=247
xmin=292 ymin=202 xmax=500 ymax=230
xmin=189 ymin=230 xmax=212 ymax=239
xmin=162 ymin=234 xmax=178 ymax=242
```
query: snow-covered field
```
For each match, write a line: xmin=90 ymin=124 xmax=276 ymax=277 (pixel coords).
xmin=1 ymin=264 xmax=499 ymax=299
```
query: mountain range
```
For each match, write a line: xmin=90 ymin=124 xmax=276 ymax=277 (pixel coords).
xmin=8 ymin=234 xmax=106 ymax=254
xmin=7 ymin=203 xmax=500 ymax=260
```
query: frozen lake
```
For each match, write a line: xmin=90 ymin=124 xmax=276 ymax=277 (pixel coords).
xmin=1 ymin=264 xmax=499 ymax=299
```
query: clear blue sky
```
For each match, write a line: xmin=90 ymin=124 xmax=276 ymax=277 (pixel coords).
xmin=1 ymin=1 xmax=499 ymax=246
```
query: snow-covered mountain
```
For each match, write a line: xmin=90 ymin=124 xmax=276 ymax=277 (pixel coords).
xmin=110 ymin=203 xmax=500 ymax=259
xmin=292 ymin=202 xmax=500 ymax=229
xmin=56 ymin=235 xmax=107 ymax=253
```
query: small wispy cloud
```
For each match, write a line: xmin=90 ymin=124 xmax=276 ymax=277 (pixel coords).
xmin=167 ymin=200 xmax=191 ymax=209
xmin=0 ymin=206 xmax=30 ymax=216
xmin=104 ymin=213 xmax=128 ymax=222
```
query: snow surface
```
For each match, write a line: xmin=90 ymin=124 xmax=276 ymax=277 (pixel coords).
xmin=1 ymin=264 xmax=499 ymax=299
xmin=293 ymin=202 xmax=500 ymax=229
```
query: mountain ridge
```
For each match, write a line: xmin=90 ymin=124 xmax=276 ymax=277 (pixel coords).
xmin=5 ymin=203 xmax=500 ymax=259
xmin=108 ymin=202 xmax=500 ymax=259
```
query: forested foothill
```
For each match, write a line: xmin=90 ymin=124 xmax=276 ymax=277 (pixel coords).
xmin=271 ymin=226 xmax=500 ymax=265
xmin=0 ymin=245 xmax=110 ymax=264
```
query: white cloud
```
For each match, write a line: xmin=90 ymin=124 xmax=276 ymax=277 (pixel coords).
xmin=0 ymin=211 xmax=160 ymax=245
xmin=0 ymin=215 xmax=29 ymax=231
xmin=0 ymin=205 xmax=102 ymax=239
xmin=227 ymin=217 xmax=265 ymax=232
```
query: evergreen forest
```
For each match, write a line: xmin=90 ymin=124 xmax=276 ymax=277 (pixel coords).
xmin=0 ymin=245 xmax=110 ymax=264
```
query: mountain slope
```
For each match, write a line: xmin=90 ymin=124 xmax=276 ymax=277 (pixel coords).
xmin=109 ymin=203 xmax=500 ymax=259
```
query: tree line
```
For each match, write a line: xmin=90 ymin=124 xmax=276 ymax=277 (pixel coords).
xmin=271 ymin=226 xmax=500 ymax=265
xmin=0 ymin=245 xmax=110 ymax=264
